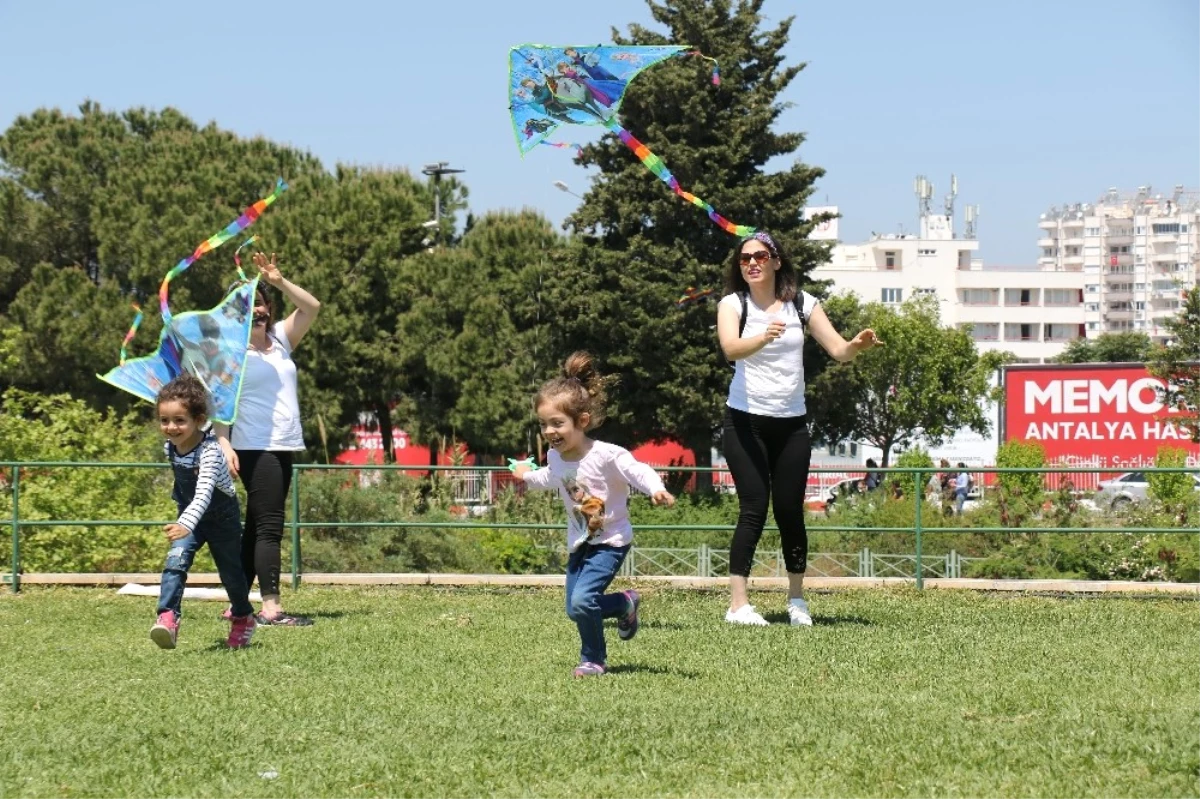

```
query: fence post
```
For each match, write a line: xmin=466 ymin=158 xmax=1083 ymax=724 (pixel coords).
xmin=9 ymin=466 xmax=19 ymax=594
xmin=698 ymin=543 xmax=709 ymax=578
xmin=950 ymin=549 xmax=959 ymax=579
xmin=914 ymin=468 xmax=925 ymax=590
xmin=290 ymin=463 xmax=302 ymax=590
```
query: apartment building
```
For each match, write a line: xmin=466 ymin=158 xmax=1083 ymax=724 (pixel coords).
xmin=1037 ymin=186 xmax=1198 ymax=346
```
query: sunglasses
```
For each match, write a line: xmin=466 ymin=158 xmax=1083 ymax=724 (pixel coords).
xmin=739 ymin=250 xmax=773 ymax=265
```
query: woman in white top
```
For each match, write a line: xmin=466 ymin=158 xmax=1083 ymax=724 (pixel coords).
xmin=717 ymin=231 xmax=880 ymax=627
xmin=215 ymin=252 xmax=321 ymax=626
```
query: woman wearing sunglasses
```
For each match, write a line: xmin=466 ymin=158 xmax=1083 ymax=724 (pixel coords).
xmin=716 ymin=231 xmax=881 ymax=627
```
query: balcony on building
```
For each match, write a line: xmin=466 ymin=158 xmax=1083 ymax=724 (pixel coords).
xmin=1003 ymin=288 xmax=1040 ymax=307
xmin=959 ymin=288 xmax=1000 ymax=307
xmin=1043 ymin=288 xmax=1083 ymax=308
xmin=1003 ymin=323 xmax=1041 ymax=342
xmin=1105 ymin=309 xmax=1134 ymax=321
xmin=1043 ymin=323 xmax=1082 ymax=343
xmin=960 ymin=322 xmax=1000 ymax=342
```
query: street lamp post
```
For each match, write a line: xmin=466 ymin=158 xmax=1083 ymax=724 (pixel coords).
xmin=553 ymin=180 xmax=582 ymax=199
xmin=422 ymin=161 xmax=465 ymax=246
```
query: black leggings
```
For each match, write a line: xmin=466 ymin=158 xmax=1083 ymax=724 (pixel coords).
xmin=235 ymin=450 xmax=294 ymax=597
xmin=722 ymin=407 xmax=812 ymax=576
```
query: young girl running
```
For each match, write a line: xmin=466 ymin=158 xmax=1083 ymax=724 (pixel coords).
xmin=511 ymin=352 xmax=675 ymax=678
xmin=150 ymin=374 xmax=257 ymax=650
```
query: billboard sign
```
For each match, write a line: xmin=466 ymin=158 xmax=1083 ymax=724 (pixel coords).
xmin=1003 ymin=363 xmax=1198 ymax=469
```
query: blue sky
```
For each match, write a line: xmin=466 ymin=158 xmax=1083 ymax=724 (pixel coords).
xmin=2 ymin=0 xmax=1196 ymax=265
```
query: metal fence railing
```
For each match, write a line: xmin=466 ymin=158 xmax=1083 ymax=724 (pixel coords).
xmin=3 ymin=462 xmax=1196 ymax=593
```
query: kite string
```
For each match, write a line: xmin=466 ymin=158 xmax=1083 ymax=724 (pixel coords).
xmin=158 ymin=178 xmax=288 ymax=327
xmin=605 ymin=119 xmax=755 ymax=237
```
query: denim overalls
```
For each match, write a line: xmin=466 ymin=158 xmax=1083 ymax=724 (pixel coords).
xmin=157 ymin=439 xmax=253 ymax=619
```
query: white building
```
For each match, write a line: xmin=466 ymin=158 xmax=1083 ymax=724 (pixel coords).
xmin=810 ymin=175 xmax=1090 ymax=364
xmin=806 ymin=177 xmax=1198 ymax=465
xmin=1037 ymin=186 xmax=1199 ymax=346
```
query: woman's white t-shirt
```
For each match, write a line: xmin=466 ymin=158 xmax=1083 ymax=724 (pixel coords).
xmin=230 ymin=327 xmax=305 ymax=451
xmin=722 ymin=291 xmax=820 ymax=418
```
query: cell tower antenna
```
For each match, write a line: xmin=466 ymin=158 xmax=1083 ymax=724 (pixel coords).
xmin=914 ymin=175 xmax=932 ymax=218
xmin=964 ymin=204 xmax=980 ymax=239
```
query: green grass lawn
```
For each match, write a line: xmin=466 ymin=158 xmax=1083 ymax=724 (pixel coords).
xmin=1 ymin=585 xmax=1197 ymax=798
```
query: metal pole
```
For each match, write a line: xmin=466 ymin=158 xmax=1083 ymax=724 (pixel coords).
xmin=10 ymin=466 xmax=19 ymax=594
xmin=433 ymin=177 xmax=441 ymax=246
xmin=914 ymin=468 xmax=924 ymax=589
xmin=291 ymin=463 xmax=301 ymax=590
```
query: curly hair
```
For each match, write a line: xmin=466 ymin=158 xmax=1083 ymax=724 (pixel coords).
xmin=156 ymin=374 xmax=210 ymax=420
xmin=533 ymin=351 xmax=616 ymax=431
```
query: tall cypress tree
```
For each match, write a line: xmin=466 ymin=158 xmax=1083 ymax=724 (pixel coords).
xmin=556 ymin=0 xmax=829 ymax=488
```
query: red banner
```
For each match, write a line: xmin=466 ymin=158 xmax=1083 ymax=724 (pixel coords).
xmin=1003 ymin=363 xmax=1198 ymax=469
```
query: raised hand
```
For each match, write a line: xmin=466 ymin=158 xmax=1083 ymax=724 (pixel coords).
xmin=252 ymin=252 xmax=284 ymax=287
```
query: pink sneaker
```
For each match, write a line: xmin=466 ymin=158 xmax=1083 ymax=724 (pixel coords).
xmin=573 ymin=661 xmax=607 ymax=678
xmin=227 ymin=613 xmax=257 ymax=649
xmin=150 ymin=611 xmax=179 ymax=649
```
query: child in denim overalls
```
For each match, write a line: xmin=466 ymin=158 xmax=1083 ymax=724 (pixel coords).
xmin=150 ymin=375 xmax=256 ymax=649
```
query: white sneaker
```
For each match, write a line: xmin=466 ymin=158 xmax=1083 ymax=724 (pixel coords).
xmin=788 ymin=598 xmax=813 ymax=627
xmin=725 ymin=604 xmax=769 ymax=626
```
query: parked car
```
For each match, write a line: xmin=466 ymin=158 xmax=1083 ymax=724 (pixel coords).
xmin=1095 ymin=471 xmax=1200 ymax=511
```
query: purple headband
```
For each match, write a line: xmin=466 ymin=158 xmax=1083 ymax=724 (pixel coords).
xmin=751 ymin=231 xmax=779 ymax=257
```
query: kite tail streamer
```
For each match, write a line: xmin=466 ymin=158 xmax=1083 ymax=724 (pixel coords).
xmin=118 ymin=304 xmax=144 ymax=365
xmin=606 ymin=120 xmax=754 ymax=237
xmin=680 ymin=50 xmax=720 ymax=85
xmin=158 ymin=178 xmax=288 ymax=326
xmin=233 ymin=235 xmax=260 ymax=282
xmin=538 ymin=140 xmax=584 ymax=159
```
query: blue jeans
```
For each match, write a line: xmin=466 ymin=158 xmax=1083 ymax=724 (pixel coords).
xmin=158 ymin=499 xmax=253 ymax=619
xmin=954 ymin=488 xmax=968 ymax=516
xmin=565 ymin=544 xmax=631 ymax=666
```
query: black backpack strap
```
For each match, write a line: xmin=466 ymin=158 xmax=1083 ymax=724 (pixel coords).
xmin=793 ymin=292 xmax=807 ymax=329
xmin=737 ymin=291 xmax=748 ymax=338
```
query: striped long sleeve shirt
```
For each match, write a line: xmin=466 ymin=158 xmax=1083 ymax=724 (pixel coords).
xmin=165 ymin=433 xmax=238 ymax=532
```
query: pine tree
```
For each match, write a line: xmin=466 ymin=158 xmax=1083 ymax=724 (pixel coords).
xmin=556 ymin=0 xmax=829 ymax=488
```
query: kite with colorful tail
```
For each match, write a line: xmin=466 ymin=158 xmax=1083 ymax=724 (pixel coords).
xmin=98 ymin=179 xmax=288 ymax=423
xmin=508 ymin=44 xmax=754 ymax=237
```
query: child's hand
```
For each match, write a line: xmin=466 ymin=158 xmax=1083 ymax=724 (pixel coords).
xmin=506 ymin=457 xmax=536 ymax=478
xmin=162 ymin=523 xmax=189 ymax=541
xmin=651 ymin=490 xmax=675 ymax=507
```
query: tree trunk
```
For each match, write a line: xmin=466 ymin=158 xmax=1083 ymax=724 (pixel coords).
xmin=374 ymin=400 xmax=395 ymax=464
xmin=879 ymin=437 xmax=894 ymax=469
xmin=687 ymin=429 xmax=715 ymax=494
